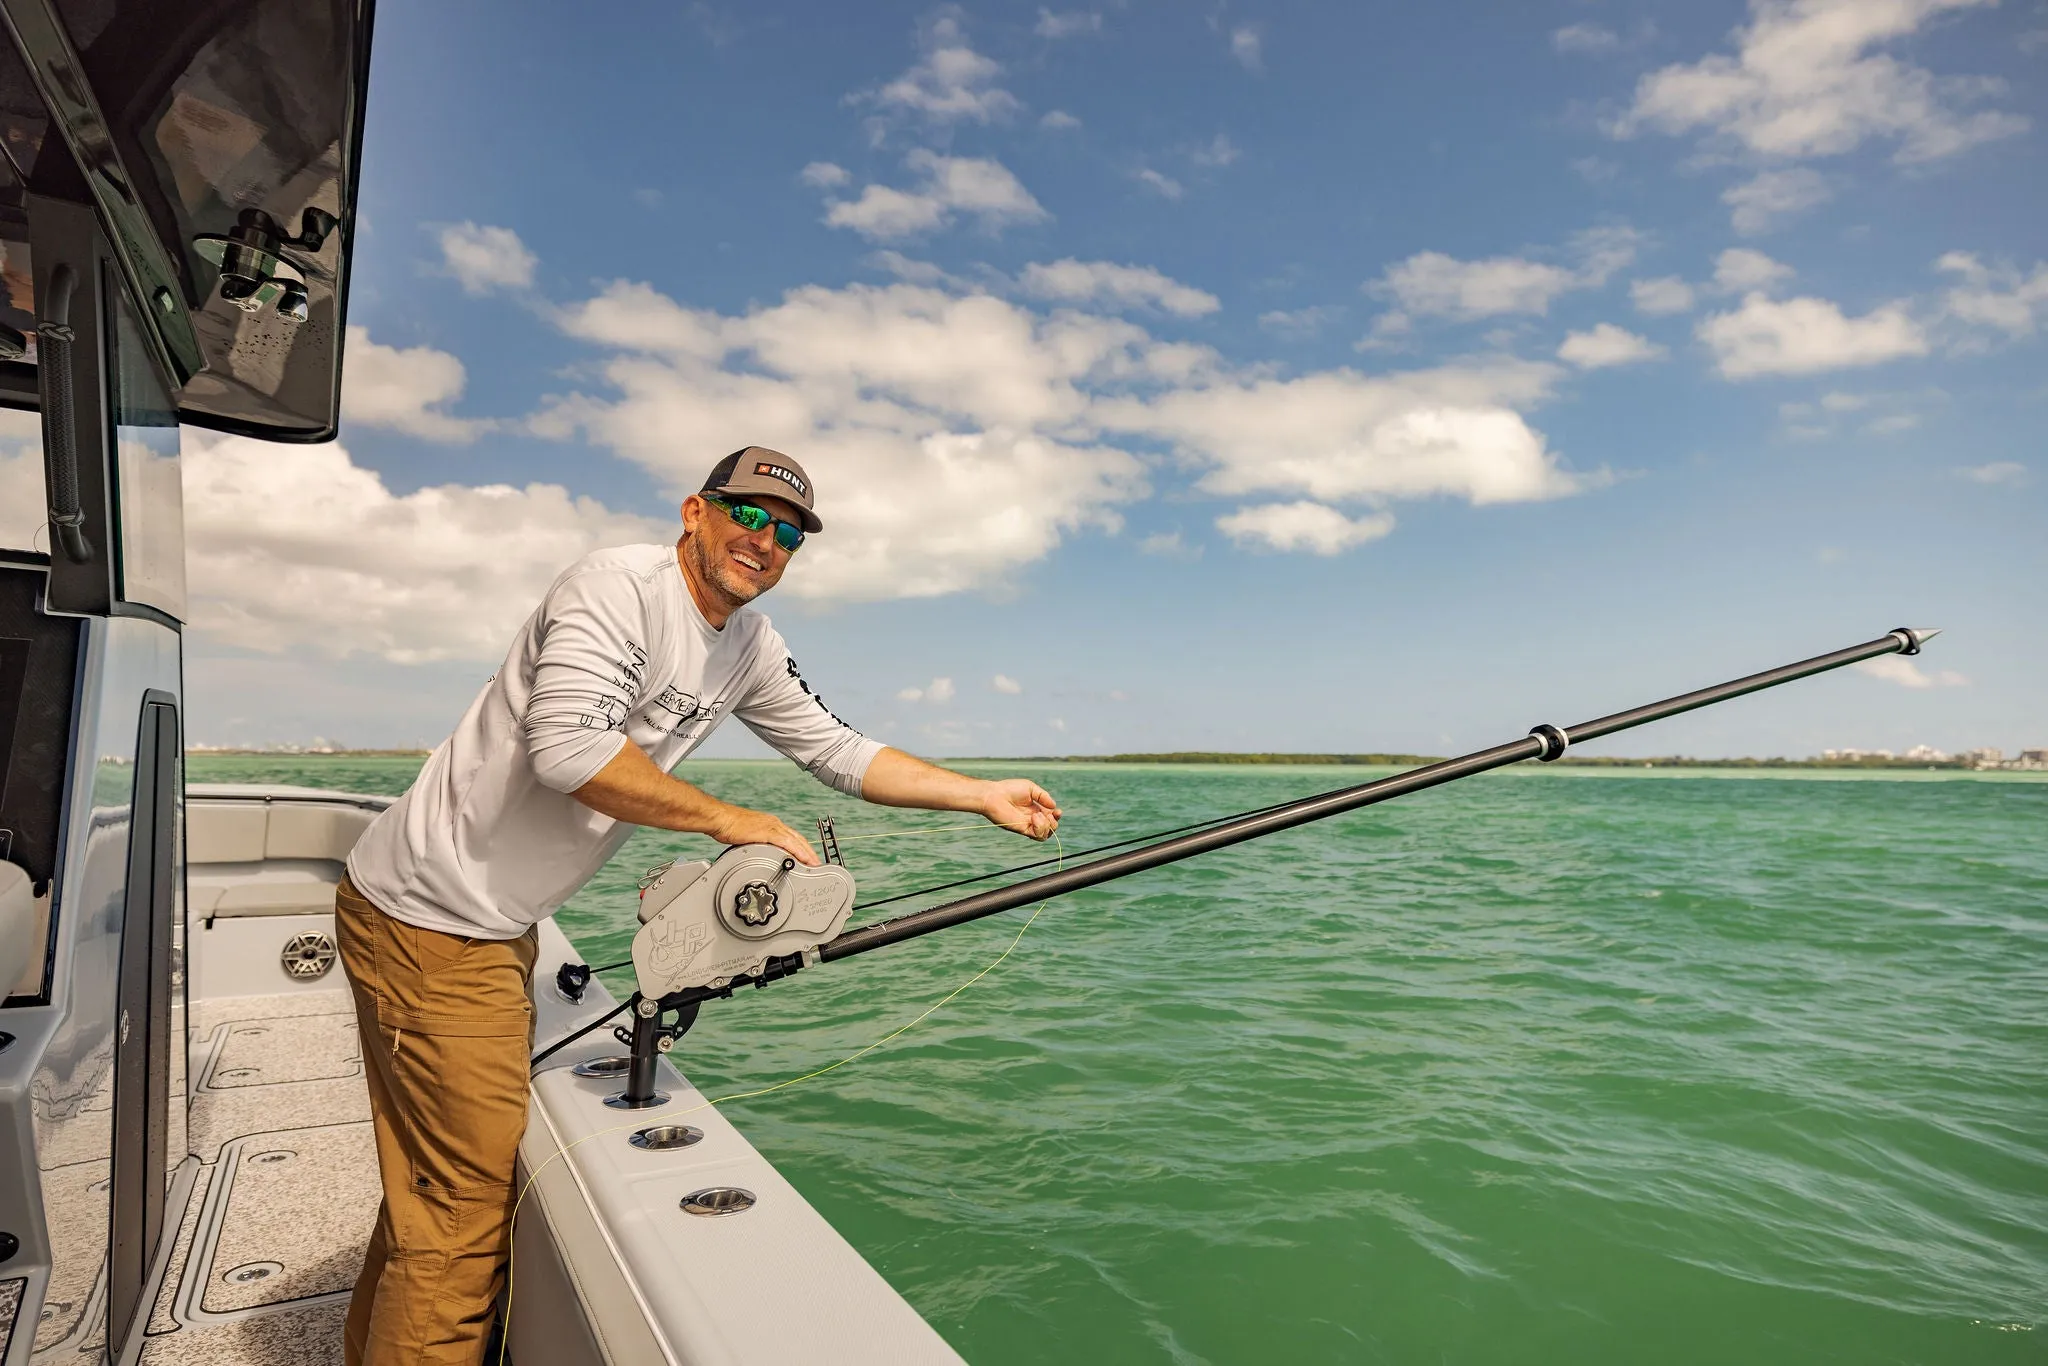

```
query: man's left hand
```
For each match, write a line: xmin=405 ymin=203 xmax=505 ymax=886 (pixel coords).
xmin=982 ymin=779 xmax=1061 ymax=840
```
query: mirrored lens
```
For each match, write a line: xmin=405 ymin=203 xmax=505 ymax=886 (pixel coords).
xmin=714 ymin=497 xmax=804 ymax=553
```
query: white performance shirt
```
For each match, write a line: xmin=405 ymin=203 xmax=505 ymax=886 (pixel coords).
xmin=346 ymin=543 xmax=884 ymax=939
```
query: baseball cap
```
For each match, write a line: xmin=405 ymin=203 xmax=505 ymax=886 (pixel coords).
xmin=699 ymin=447 xmax=823 ymax=533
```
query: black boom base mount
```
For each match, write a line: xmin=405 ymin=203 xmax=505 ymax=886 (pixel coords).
xmin=591 ymin=627 xmax=1937 ymax=1107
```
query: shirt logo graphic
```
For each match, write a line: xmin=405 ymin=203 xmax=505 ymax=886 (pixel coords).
xmin=644 ymin=685 xmax=722 ymax=736
xmin=753 ymin=462 xmax=808 ymax=497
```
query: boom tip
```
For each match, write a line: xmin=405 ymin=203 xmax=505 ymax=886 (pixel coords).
xmin=1890 ymin=626 xmax=1941 ymax=655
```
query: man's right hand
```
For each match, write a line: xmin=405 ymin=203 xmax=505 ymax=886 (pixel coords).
xmin=707 ymin=804 xmax=820 ymax=866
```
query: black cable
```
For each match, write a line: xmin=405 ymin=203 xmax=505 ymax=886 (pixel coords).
xmin=530 ymin=998 xmax=632 ymax=1070
xmin=850 ymin=786 xmax=1348 ymax=916
xmin=589 ymin=958 xmax=631 ymax=974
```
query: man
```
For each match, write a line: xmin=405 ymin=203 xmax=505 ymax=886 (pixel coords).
xmin=334 ymin=447 xmax=1061 ymax=1365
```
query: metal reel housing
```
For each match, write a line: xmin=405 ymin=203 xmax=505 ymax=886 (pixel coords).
xmin=632 ymin=844 xmax=857 ymax=998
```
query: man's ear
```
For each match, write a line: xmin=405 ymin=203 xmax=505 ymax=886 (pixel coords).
xmin=680 ymin=494 xmax=704 ymax=535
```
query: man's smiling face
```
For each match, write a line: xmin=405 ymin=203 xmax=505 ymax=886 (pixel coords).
xmin=679 ymin=491 xmax=799 ymax=616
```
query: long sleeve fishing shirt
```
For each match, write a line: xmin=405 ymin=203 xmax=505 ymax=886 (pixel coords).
xmin=346 ymin=543 xmax=883 ymax=939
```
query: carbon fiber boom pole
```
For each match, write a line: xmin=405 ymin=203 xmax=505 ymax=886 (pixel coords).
xmin=814 ymin=626 xmax=1940 ymax=963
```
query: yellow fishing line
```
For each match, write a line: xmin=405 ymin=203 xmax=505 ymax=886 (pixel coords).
xmin=497 ymin=831 xmax=1062 ymax=1362
xmin=832 ymin=821 xmax=1021 ymax=842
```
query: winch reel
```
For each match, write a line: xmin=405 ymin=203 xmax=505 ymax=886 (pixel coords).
xmin=609 ymin=832 xmax=856 ymax=1108
xmin=631 ymin=841 xmax=857 ymax=999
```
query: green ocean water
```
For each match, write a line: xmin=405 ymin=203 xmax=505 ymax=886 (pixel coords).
xmin=189 ymin=755 xmax=2048 ymax=1364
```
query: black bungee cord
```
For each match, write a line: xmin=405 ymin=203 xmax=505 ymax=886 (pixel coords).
xmin=531 ymin=997 xmax=633 ymax=1069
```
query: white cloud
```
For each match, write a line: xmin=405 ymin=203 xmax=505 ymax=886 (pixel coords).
xmin=541 ymin=263 xmax=1599 ymax=602
xmin=1228 ymin=24 xmax=1263 ymax=72
xmin=1958 ymin=460 xmax=2025 ymax=485
xmin=1190 ymin=134 xmax=1241 ymax=168
xmin=1135 ymin=168 xmax=1184 ymax=199
xmin=826 ymin=184 xmax=949 ymax=239
xmin=991 ymin=673 xmax=1023 ymax=694
xmin=1631 ymin=276 xmax=1696 ymax=315
xmin=1723 ymin=166 xmax=1831 ymax=233
xmin=1778 ymin=388 xmax=1930 ymax=438
xmin=1136 ymin=530 xmax=1198 ymax=558
xmin=544 ymin=278 xmax=1152 ymax=602
xmin=1697 ymin=293 xmax=1928 ymax=378
xmin=1018 ymin=259 xmax=1219 ymax=316
xmin=1575 ymin=225 xmax=1648 ymax=283
xmin=1937 ymin=253 xmax=2048 ymax=337
xmin=1372 ymin=227 xmax=1640 ymax=321
xmin=1553 ymin=23 xmax=1620 ymax=54
xmin=871 ymin=15 xmax=1019 ymax=124
xmin=1034 ymin=9 xmax=1101 ymax=39
xmin=1714 ymin=247 xmax=1794 ymax=293
xmin=1615 ymin=0 xmax=2025 ymax=164
xmin=895 ymin=685 xmax=923 ymax=702
xmin=926 ymin=677 xmax=957 ymax=703
xmin=1040 ymin=109 xmax=1082 ymax=130
xmin=686 ymin=3 xmax=740 ymax=48
xmin=0 ymin=406 xmax=44 ymax=552
xmin=180 ymin=431 xmax=664 ymax=663
xmin=800 ymin=161 xmax=851 ymax=189
xmin=1379 ymin=253 xmax=1577 ymax=320
xmin=436 ymin=222 xmax=537 ymax=295
xmin=1854 ymin=656 xmax=1966 ymax=689
xmin=1048 ymin=717 xmax=1066 ymax=732
xmin=1100 ymin=358 xmax=1586 ymax=506
xmin=341 ymin=326 xmax=482 ymax=442
xmin=1217 ymin=502 xmax=1395 ymax=555
xmin=1558 ymin=323 xmax=1666 ymax=368
xmin=824 ymin=150 xmax=1047 ymax=241
xmin=863 ymin=251 xmax=966 ymax=288
xmin=1259 ymin=305 xmax=1338 ymax=338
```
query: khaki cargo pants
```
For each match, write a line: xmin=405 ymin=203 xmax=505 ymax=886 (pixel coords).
xmin=335 ymin=875 xmax=537 ymax=1366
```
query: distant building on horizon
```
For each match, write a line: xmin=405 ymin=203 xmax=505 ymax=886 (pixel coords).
xmin=1816 ymin=745 xmax=2047 ymax=770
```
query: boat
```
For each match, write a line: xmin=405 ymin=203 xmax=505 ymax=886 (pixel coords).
xmin=0 ymin=4 xmax=1948 ymax=1362
xmin=0 ymin=3 xmax=964 ymax=1360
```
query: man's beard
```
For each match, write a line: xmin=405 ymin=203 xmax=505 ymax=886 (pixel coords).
xmin=685 ymin=531 xmax=766 ymax=607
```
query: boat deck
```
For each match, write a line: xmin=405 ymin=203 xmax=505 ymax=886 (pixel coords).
xmin=139 ymin=989 xmax=372 ymax=1364
xmin=140 ymin=786 xmax=968 ymax=1366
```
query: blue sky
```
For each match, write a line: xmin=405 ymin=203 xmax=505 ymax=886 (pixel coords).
xmin=171 ymin=0 xmax=2045 ymax=758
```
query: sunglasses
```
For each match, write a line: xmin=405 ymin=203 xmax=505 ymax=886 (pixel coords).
xmin=704 ymin=495 xmax=805 ymax=553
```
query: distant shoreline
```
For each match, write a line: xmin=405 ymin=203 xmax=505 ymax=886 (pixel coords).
xmin=186 ymin=748 xmax=2001 ymax=771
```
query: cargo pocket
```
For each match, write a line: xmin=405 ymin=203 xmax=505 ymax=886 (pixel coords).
xmin=388 ymin=1025 xmax=531 ymax=1198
